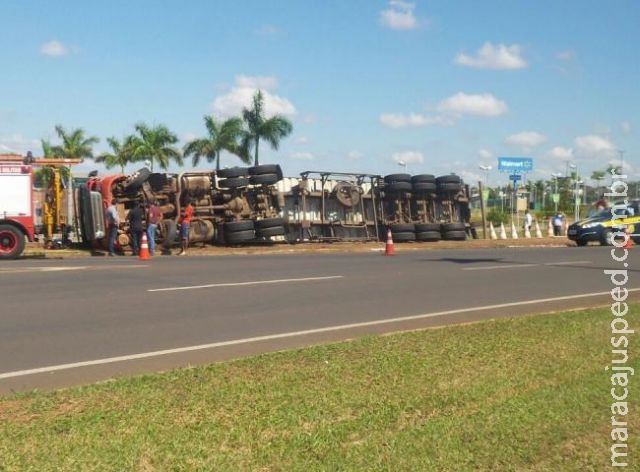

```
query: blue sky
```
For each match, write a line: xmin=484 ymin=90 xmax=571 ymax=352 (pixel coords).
xmin=0 ymin=0 xmax=637 ymax=186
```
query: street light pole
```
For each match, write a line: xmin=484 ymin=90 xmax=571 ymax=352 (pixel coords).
xmin=398 ymin=160 xmax=407 ymax=172
xmin=551 ymin=173 xmax=562 ymax=213
xmin=569 ymin=163 xmax=579 ymax=222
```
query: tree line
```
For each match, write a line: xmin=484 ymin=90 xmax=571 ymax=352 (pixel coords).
xmin=34 ymin=90 xmax=292 ymax=184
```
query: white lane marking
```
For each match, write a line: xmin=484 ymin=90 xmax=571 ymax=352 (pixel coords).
xmin=463 ymin=264 xmax=537 ymax=271
xmin=148 ymin=275 xmax=344 ymax=292
xmin=2 ymin=287 xmax=638 ymax=380
xmin=0 ymin=265 xmax=147 ymax=274
xmin=463 ymin=260 xmax=594 ymax=271
xmin=544 ymin=261 xmax=593 ymax=266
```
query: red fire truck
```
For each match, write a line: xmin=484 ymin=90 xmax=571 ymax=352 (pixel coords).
xmin=0 ymin=164 xmax=36 ymax=259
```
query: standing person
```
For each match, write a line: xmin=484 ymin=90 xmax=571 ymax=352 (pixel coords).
xmin=523 ymin=209 xmax=533 ymax=233
xmin=127 ymin=202 xmax=145 ymax=256
xmin=106 ymin=199 xmax=120 ymax=256
xmin=552 ymin=212 xmax=563 ymax=236
xmin=146 ymin=200 xmax=162 ymax=256
xmin=178 ymin=197 xmax=194 ymax=256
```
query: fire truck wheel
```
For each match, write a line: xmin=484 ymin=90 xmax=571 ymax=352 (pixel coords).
xmin=0 ymin=225 xmax=26 ymax=259
xmin=224 ymin=220 xmax=255 ymax=232
xmin=249 ymin=173 xmax=280 ymax=186
xmin=225 ymin=229 xmax=255 ymax=244
xmin=160 ymin=220 xmax=177 ymax=249
xmin=217 ymin=167 xmax=249 ymax=178
xmin=254 ymin=217 xmax=286 ymax=229
xmin=256 ymin=226 xmax=286 ymax=238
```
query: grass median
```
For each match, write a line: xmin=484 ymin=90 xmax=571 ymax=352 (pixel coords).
xmin=1 ymin=305 xmax=638 ymax=471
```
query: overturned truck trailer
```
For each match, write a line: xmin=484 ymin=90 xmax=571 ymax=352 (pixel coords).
xmin=77 ymin=165 xmax=471 ymax=252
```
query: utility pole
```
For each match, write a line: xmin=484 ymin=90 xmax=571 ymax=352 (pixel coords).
xmin=618 ymin=149 xmax=625 ymax=174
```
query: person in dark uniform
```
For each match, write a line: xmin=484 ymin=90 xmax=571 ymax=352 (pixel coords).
xmin=127 ymin=202 xmax=145 ymax=256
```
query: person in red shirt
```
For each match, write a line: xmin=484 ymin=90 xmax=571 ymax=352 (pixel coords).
xmin=178 ymin=198 xmax=193 ymax=255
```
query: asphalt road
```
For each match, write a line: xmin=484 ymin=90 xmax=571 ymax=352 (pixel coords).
xmin=1 ymin=246 xmax=638 ymax=394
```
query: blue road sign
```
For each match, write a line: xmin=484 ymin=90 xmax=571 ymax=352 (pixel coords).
xmin=509 ymin=174 xmax=522 ymax=181
xmin=498 ymin=157 xmax=533 ymax=172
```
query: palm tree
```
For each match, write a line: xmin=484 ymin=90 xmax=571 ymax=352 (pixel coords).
xmin=33 ymin=139 xmax=71 ymax=188
xmin=51 ymin=125 xmax=99 ymax=161
xmin=241 ymin=90 xmax=293 ymax=166
xmin=95 ymin=136 xmax=139 ymax=173
xmin=131 ymin=123 xmax=183 ymax=171
xmin=183 ymin=116 xmax=249 ymax=170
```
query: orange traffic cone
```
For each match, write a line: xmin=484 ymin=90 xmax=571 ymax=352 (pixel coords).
xmin=139 ymin=232 xmax=151 ymax=260
xmin=384 ymin=228 xmax=395 ymax=256
xmin=623 ymin=226 xmax=634 ymax=249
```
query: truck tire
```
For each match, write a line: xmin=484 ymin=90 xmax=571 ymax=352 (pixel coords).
xmin=249 ymin=173 xmax=280 ymax=186
xmin=124 ymin=167 xmax=151 ymax=192
xmin=224 ymin=220 xmax=255 ymax=232
xmin=0 ymin=225 xmax=26 ymax=259
xmin=415 ymin=231 xmax=441 ymax=242
xmin=386 ymin=181 xmax=412 ymax=192
xmin=390 ymin=223 xmax=415 ymax=233
xmin=256 ymin=226 xmax=286 ymax=238
xmin=442 ymin=230 xmax=467 ymax=241
xmin=160 ymin=220 xmax=177 ymax=250
xmin=217 ymin=167 xmax=248 ymax=178
xmin=249 ymin=164 xmax=282 ymax=177
xmin=411 ymin=174 xmax=436 ymax=183
xmin=384 ymin=173 xmax=412 ymax=184
xmin=218 ymin=176 xmax=249 ymax=189
xmin=225 ymin=229 xmax=255 ymax=244
xmin=415 ymin=223 xmax=441 ymax=232
xmin=391 ymin=231 xmax=415 ymax=242
xmin=254 ymin=217 xmax=286 ymax=229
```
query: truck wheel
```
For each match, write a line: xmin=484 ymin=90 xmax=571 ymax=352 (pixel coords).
xmin=160 ymin=220 xmax=177 ymax=250
xmin=256 ymin=226 xmax=286 ymax=238
xmin=224 ymin=220 xmax=254 ymax=232
xmin=217 ymin=167 xmax=249 ymax=178
xmin=0 ymin=225 xmax=26 ymax=259
xmin=225 ymin=229 xmax=255 ymax=244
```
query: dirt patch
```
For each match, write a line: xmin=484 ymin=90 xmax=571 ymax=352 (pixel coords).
xmin=24 ymin=236 xmax=574 ymax=259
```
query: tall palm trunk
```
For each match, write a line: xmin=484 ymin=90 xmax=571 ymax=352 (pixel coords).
xmin=254 ymin=138 xmax=260 ymax=166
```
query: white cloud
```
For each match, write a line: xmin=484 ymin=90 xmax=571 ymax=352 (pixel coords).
xmin=574 ymin=135 xmax=616 ymax=159
xmin=40 ymin=40 xmax=68 ymax=57
xmin=0 ymin=134 xmax=41 ymax=154
xmin=392 ymin=151 xmax=423 ymax=165
xmin=556 ymin=49 xmax=575 ymax=61
xmin=454 ymin=42 xmax=527 ymax=70
xmin=380 ymin=1 xmax=418 ymax=30
xmin=477 ymin=149 xmax=493 ymax=160
xmin=294 ymin=136 xmax=308 ymax=144
xmin=290 ymin=152 xmax=314 ymax=160
xmin=505 ymin=131 xmax=546 ymax=149
xmin=212 ymin=75 xmax=296 ymax=118
xmin=546 ymin=146 xmax=574 ymax=160
xmin=347 ymin=151 xmax=363 ymax=160
xmin=379 ymin=113 xmax=452 ymax=128
xmin=437 ymin=92 xmax=508 ymax=117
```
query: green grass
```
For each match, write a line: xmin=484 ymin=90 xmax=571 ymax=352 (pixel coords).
xmin=1 ymin=305 xmax=638 ymax=471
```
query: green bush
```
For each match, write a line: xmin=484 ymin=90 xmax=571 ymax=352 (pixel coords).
xmin=486 ymin=209 xmax=510 ymax=226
